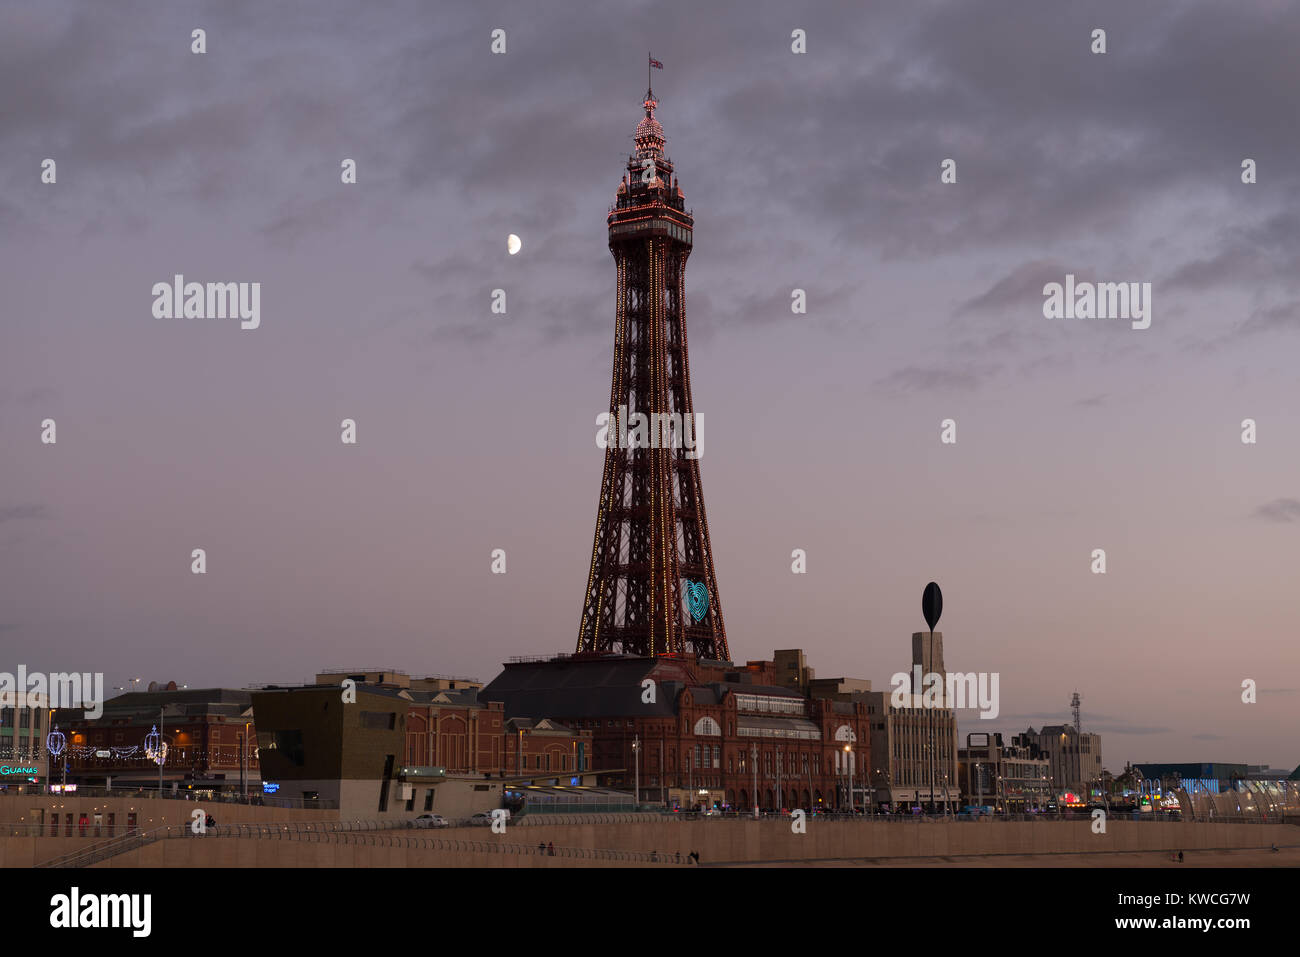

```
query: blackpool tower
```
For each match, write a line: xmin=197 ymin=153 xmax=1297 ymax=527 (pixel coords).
xmin=575 ymin=80 xmax=729 ymax=661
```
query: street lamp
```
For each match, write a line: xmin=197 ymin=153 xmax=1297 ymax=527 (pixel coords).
xmin=750 ymin=743 xmax=759 ymax=819
xmin=632 ymin=736 xmax=640 ymax=809
xmin=241 ymin=721 xmax=252 ymax=800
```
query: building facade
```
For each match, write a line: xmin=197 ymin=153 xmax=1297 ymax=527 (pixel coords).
xmin=863 ymin=631 xmax=961 ymax=813
xmin=252 ymin=675 xmax=594 ymax=819
xmin=0 ymin=692 xmax=48 ymax=794
xmin=481 ymin=651 xmax=872 ymax=811
xmin=60 ymin=687 xmax=259 ymax=794
xmin=957 ymin=732 xmax=1051 ymax=810
xmin=1013 ymin=725 xmax=1103 ymax=800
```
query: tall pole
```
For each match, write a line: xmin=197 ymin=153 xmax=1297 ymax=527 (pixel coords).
xmin=751 ymin=743 xmax=758 ymax=819
xmin=632 ymin=735 xmax=640 ymax=809
xmin=928 ymin=626 xmax=935 ymax=814
xmin=47 ymin=708 xmax=55 ymax=795
xmin=776 ymin=745 xmax=782 ymax=811
xmin=159 ymin=706 xmax=164 ymax=795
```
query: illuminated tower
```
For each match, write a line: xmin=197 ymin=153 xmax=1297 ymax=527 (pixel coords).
xmin=575 ymin=82 xmax=728 ymax=660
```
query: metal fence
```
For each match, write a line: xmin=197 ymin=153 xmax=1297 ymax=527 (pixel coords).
xmin=23 ymin=785 xmax=335 ymax=809
xmin=33 ymin=817 xmax=678 ymax=868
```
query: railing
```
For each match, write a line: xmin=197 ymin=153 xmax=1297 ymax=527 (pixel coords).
xmin=34 ymin=817 xmax=677 ymax=867
xmin=21 ymin=785 xmax=336 ymax=809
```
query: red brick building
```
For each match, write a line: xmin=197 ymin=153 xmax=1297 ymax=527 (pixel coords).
xmin=62 ymin=687 xmax=259 ymax=792
xmin=481 ymin=652 xmax=872 ymax=811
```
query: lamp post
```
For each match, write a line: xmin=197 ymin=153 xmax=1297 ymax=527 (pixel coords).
xmin=776 ymin=745 xmax=783 ymax=812
xmin=751 ymin=743 xmax=758 ymax=818
xmin=46 ymin=708 xmax=57 ymax=794
xmin=241 ymin=721 xmax=251 ymax=800
xmin=632 ymin=736 xmax=640 ymax=809
xmin=843 ymin=744 xmax=853 ymax=812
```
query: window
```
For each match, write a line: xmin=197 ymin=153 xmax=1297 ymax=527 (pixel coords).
xmin=360 ymin=711 xmax=396 ymax=730
xmin=424 ymin=790 xmax=434 ymax=811
xmin=272 ymin=730 xmax=305 ymax=767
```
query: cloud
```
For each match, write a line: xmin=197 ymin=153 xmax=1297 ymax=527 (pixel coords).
xmin=956 ymin=260 xmax=1075 ymax=316
xmin=874 ymin=361 xmax=1001 ymax=394
xmin=1253 ymin=498 xmax=1300 ymax=523
xmin=0 ymin=505 xmax=49 ymax=523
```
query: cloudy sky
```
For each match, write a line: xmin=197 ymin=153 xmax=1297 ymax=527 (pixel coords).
xmin=2 ymin=0 xmax=1297 ymax=770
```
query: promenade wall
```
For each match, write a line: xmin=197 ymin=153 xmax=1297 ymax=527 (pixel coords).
xmin=40 ymin=818 xmax=1298 ymax=868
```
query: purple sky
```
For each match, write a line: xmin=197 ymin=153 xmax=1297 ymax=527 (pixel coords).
xmin=2 ymin=0 xmax=1298 ymax=771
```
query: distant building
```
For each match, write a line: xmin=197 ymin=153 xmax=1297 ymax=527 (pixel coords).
xmin=0 ymin=692 xmax=49 ymax=794
xmin=861 ymin=631 xmax=960 ymax=814
xmin=1013 ymin=725 xmax=1102 ymax=800
xmin=251 ymin=674 xmax=593 ymax=819
xmin=1132 ymin=762 xmax=1300 ymax=822
xmin=62 ymin=688 xmax=258 ymax=794
xmin=481 ymin=650 xmax=872 ymax=811
xmin=313 ymin=669 xmax=482 ymax=693
xmin=957 ymin=732 xmax=1050 ymax=810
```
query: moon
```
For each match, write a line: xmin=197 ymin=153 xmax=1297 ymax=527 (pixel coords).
xmin=507 ymin=234 xmax=521 ymax=255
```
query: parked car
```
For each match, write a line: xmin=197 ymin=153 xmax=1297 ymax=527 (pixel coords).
xmin=469 ymin=809 xmax=511 ymax=826
xmin=411 ymin=813 xmax=448 ymax=829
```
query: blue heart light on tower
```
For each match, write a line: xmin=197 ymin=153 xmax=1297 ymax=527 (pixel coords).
xmin=686 ymin=580 xmax=710 ymax=622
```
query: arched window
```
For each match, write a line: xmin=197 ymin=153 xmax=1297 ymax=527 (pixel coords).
xmin=694 ymin=716 xmax=722 ymax=736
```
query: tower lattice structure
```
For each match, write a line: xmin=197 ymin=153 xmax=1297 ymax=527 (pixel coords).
xmin=576 ymin=85 xmax=728 ymax=660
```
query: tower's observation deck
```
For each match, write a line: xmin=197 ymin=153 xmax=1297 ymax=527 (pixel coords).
xmin=607 ymin=91 xmax=694 ymax=246
xmin=577 ymin=85 xmax=728 ymax=661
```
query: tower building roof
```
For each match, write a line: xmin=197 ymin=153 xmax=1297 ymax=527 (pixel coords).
xmin=634 ymin=91 xmax=665 ymax=156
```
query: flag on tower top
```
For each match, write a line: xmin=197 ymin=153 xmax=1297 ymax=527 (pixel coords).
xmin=650 ymin=56 xmax=663 ymax=69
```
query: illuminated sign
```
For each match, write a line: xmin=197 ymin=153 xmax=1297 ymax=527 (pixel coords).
xmin=0 ymin=765 xmax=39 ymax=777
xmin=262 ymin=782 xmax=280 ymax=794
xmin=50 ymin=784 xmax=77 ymax=793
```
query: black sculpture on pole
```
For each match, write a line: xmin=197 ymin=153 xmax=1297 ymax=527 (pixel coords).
xmin=922 ymin=581 xmax=942 ymax=814
xmin=922 ymin=581 xmax=942 ymax=633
